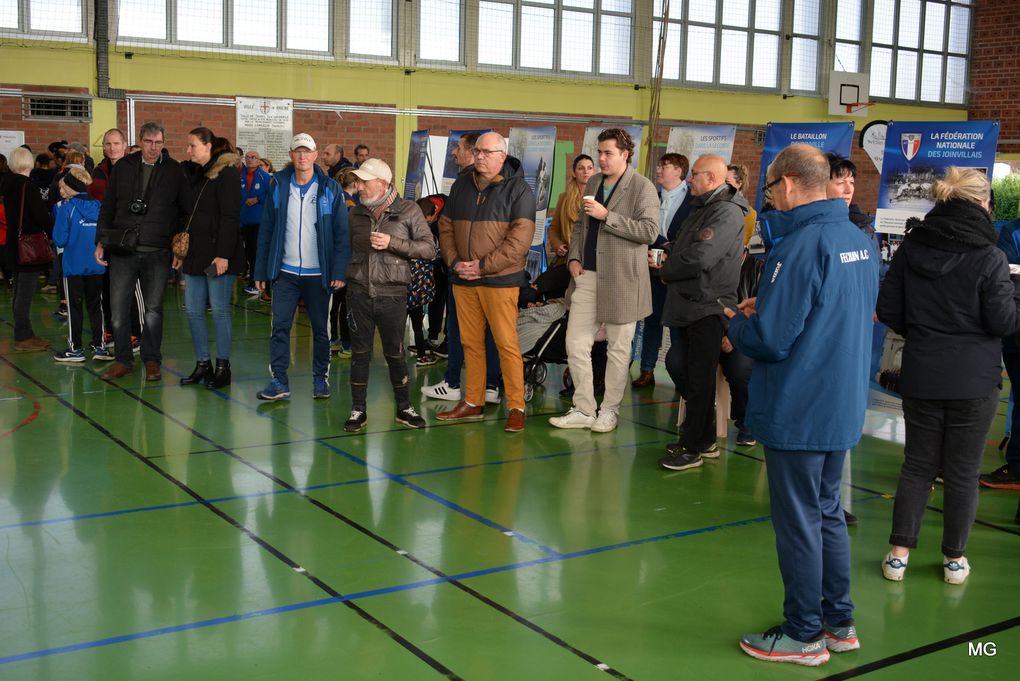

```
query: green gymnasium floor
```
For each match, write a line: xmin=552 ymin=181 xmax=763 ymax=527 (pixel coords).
xmin=1 ymin=284 xmax=1017 ymax=681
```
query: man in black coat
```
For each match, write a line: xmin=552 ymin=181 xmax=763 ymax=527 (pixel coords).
xmin=95 ymin=121 xmax=189 ymax=381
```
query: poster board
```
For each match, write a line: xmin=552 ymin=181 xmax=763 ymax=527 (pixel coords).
xmin=235 ymin=97 xmax=293 ymax=169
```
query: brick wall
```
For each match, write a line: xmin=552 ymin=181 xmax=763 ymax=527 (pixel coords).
xmin=970 ymin=0 xmax=1020 ymax=153
xmin=0 ymin=84 xmax=91 ymax=155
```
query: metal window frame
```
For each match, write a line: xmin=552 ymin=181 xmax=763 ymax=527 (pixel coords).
xmin=346 ymin=0 xmax=397 ymax=61
xmin=0 ymin=0 xmax=88 ymax=38
xmin=416 ymin=0 xmax=466 ymax=66
xmin=22 ymin=92 xmax=93 ymax=121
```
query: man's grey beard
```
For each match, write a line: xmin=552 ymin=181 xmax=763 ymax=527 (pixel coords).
xmin=361 ymin=185 xmax=394 ymax=208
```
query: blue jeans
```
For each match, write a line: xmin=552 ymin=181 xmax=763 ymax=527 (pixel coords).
xmin=764 ymin=447 xmax=853 ymax=642
xmin=639 ymin=276 xmax=667 ymax=372
xmin=184 ymin=272 xmax=236 ymax=361
xmin=444 ymin=279 xmax=500 ymax=389
xmin=269 ymin=272 xmax=331 ymax=383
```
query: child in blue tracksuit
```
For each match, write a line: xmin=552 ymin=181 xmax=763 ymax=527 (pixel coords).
xmin=51 ymin=166 xmax=110 ymax=362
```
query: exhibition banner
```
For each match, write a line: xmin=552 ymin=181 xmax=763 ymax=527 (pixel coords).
xmin=754 ymin=122 xmax=855 ymax=211
xmin=582 ymin=125 xmax=644 ymax=169
xmin=666 ymin=125 xmax=737 ymax=173
xmin=403 ymin=129 xmax=430 ymax=201
xmin=0 ymin=130 xmax=25 ymax=160
xmin=875 ymin=120 xmax=1000 ymax=235
xmin=442 ymin=129 xmax=490 ymax=193
xmin=508 ymin=126 xmax=557 ymax=246
xmin=235 ymin=97 xmax=293 ymax=168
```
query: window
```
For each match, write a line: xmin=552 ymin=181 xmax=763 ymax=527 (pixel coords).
xmin=473 ymin=0 xmax=633 ymax=77
xmin=870 ymin=0 xmax=971 ymax=104
xmin=1 ymin=0 xmax=85 ymax=34
xmin=350 ymin=0 xmax=394 ymax=57
xmin=117 ymin=0 xmax=341 ymax=54
xmin=419 ymin=0 xmax=461 ymax=62
xmin=653 ymin=0 xmax=783 ymax=90
xmin=833 ymin=0 xmax=863 ymax=72
xmin=789 ymin=0 xmax=819 ymax=91
xmin=23 ymin=95 xmax=91 ymax=121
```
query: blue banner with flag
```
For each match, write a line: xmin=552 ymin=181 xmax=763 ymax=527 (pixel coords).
xmin=754 ymin=122 xmax=856 ymax=211
xmin=875 ymin=120 xmax=999 ymax=234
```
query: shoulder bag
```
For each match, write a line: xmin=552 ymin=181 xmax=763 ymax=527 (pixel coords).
xmin=172 ymin=179 xmax=209 ymax=259
xmin=17 ymin=183 xmax=55 ymax=267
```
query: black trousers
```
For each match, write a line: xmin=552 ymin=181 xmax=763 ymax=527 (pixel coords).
xmin=62 ymin=274 xmax=104 ymax=350
xmin=102 ymin=269 xmax=143 ymax=338
xmin=428 ymin=265 xmax=448 ymax=341
xmin=890 ymin=389 xmax=999 ymax=558
xmin=12 ymin=270 xmax=39 ymax=341
xmin=409 ymin=305 xmax=428 ymax=353
xmin=348 ymin=294 xmax=410 ymax=412
xmin=329 ymin=286 xmax=351 ymax=344
xmin=242 ymin=223 xmax=259 ymax=284
xmin=673 ymin=315 xmax=724 ymax=451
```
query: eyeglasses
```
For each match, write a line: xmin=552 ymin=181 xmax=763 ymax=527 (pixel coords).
xmin=690 ymin=170 xmax=710 ymax=177
xmin=472 ymin=148 xmax=505 ymax=158
xmin=761 ymin=172 xmax=799 ymax=201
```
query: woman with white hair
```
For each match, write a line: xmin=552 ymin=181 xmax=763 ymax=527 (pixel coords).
xmin=1 ymin=146 xmax=53 ymax=351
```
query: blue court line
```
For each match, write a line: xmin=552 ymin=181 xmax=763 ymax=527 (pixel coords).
xmin=0 ymin=513 xmax=771 ymax=666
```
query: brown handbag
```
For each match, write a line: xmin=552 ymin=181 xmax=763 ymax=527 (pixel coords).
xmin=172 ymin=179 xmax=209 ymax=259
xmin=17 ymin=183 xmax=54 ymax=267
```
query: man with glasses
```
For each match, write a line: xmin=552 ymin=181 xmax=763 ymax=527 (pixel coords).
xmin=95 ymin=121 xmax=189 ymax=381
xmin=727 ymin=144 xmax=877 ymax=666
xmin=240 ymin=149 xmax=272 ymax=295
xmin=254 ymin=133 xmax=350 ymax=401
xmin=436 ymin=132 xmax=536 ymax=432
xmin=654 ymin=154 xmax=749 ymax=470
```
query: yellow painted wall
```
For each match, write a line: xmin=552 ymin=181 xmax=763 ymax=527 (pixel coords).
xmin=2 ymin=41 xmax=969 ymax=172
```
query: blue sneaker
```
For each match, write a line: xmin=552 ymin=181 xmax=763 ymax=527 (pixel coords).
xmin=91 ymin=344 xmax=115 ymax=361
xmin=823 ymin=620 xmax=860 ymax=652
xmin=54 ymin=348 xmax=86 ymax=363
xmin=257 ymin=378 xmax=290 ymax=401
xmin=739 ymin=626 xmax=830 ymax=666
xmin=313 ymin=377 xmax=330 ymax=399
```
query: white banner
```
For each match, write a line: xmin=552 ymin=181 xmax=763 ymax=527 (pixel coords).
xmin=665 ymin=125 xmax=737 ymax=173
xmin=508 ymin=126 xmax=556 ymax=246
xmin=235 ymin=97 xmax=293 ymax=169
xmin=0 ymin=130 xmax=25 ymax=161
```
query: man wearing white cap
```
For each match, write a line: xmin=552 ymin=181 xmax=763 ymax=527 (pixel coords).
xmin=254 ymin=133 xmax=350 ymax=400
xmin=341 ymin=158 xmax=436 ymax=431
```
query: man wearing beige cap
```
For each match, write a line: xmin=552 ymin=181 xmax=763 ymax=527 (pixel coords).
xmin=341 ymin=159 xmax=436 ymax=431
xmin=254 ymin=133 xmax=350 ymax=401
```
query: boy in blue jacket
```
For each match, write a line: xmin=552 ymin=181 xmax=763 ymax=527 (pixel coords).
xmin=51 ymin=166 xmax=112 ymax=362
xmin=727 ymin=145 xmax=878 ymax=667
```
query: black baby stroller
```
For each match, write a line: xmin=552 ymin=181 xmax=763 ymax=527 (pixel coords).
xmin=522 ymin=311 xmax=569 ymax=402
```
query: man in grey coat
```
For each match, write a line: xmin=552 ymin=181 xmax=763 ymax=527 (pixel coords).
xmin=550 ymin=128 xmax=660 ymax=433
xmin=655 ymin=154 xmax=749 ymax=469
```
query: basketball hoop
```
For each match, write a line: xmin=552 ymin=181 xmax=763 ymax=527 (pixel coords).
xmin=845 ymin=101 xmax=876 ymax=115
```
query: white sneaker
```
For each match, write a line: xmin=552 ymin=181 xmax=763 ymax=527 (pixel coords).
xmin=882 ymin=552 xmax=908 ymax=581
xmin=421 ymin=380 xmax=462 ymax=401
xmin=549 ymin=407 xmax=595 ymax=429
xmin=943 ymin=556 xmax=970 ymax=585
xmin=591 ymin=410 xmax=618 ymax=433
xmin=485 ymin=387 xmax=500 ymax=404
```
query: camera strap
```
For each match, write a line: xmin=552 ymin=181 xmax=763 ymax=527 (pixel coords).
xmin=133 ymin=158 xmax=162 ymax=227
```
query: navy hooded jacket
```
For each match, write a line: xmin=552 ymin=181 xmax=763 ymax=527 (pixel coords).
xmin=728 ymin=199 xmax=879 ymax=451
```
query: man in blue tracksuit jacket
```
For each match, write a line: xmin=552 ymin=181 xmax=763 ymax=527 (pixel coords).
xmin=727 ymin=145 xmax=878 ymax=667
xmin=254 ymin=133 xmax=350 ymax=401
xmin=240 ymin=150 xmax=272 ymax=292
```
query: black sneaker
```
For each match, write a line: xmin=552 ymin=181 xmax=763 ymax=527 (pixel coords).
xmin=344 ymin=410 xmax=367 ymax=432
xmin=700 ymin=442 xmax=721 ymax=458
xmin=736 ymin=426 xmax=757 ymax=446
xmin=979 ymin=464 xmax=1020 ymax=490
xmin=659 ymin=448 xmax=704 ymax=471
xmin=396 ymin=407 xmax=426 ymax=429
xmin=431 ymin=339 xmax=449 ymax=358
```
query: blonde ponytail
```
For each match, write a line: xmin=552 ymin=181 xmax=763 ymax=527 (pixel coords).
xmin=931 ymin=166 xmax=990 ymax=206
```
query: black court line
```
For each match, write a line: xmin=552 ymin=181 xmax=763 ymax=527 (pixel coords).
xmin=85 ymin=365 xmax=635 ymax=680
xmin=818 ymin=616 xmax=1020 ymax=680
xmin=0 ymin=353 xmax=462 ymax=679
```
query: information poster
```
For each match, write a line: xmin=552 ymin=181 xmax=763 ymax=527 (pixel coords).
xmin=508 ymin=126 xmax=557 ymax=246
xmin=442 ymin=129 xmax=490 ymax=193
xmin=403 ymin=129 xmax=430 ymax=201
xmin=666 ymin=125 xmax=737 ymax=173
xmin=0 ymin=130 xmax=25 ymax=160
xmin=875 ymin=120 xmax=1000 ymax=235
xmin=755 ymin=122 xmax=855 ymax=211
xmin=235 ymin=97 xmax=293 ymax=168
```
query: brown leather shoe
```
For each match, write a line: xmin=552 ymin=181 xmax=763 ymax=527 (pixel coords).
xmin=632 ymin=370 xmax=655 ymax=388
xmin=504 ymin=408 xmax=526 ymax=433
xmin=100 ymin=362 xmax=132 ymax=380
xmin=145 ymin=361 xmax=162 ymax=381
xmin=14 ymin=336 xmax=50 ymax=352
xmin=435 ymin=401 xmax=484 ymax=421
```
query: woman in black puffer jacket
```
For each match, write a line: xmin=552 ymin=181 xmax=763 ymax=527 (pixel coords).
xmin=176 ymin=127 xmax=242 ymax=388
xmin=876 ymin=166 xmax=1020 ymax=585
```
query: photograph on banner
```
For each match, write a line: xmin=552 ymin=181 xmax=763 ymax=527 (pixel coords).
xmin=875 ymin=120 xmax=1000 ymax=235
xmin=403 ymin=129 xmax=430 ymax=202
xmin=754 ymin=122 xmax=856 ymax=211
xmin=508 ymin=126 xmax=556 ymax=246
xmin=235 ymin=97 xmax=293 ymax=169
xmin=666 ymin=125 xmax=737 ymax=175
xmin=0 ymin=130 xmax=26 ymax=160
xmin=442 ymin=129 xmax=491 ymax=193
xmin=868 ymin=322 xmax=905 ymax=415
xmin=583 ymin=125 xmax=643 ymax=169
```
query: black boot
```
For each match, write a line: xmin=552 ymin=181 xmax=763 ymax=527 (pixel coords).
xmin=180 ymin=360 xmax=212 ymax=386
xmin=206 ymin=359 xmax=231 ymax=389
